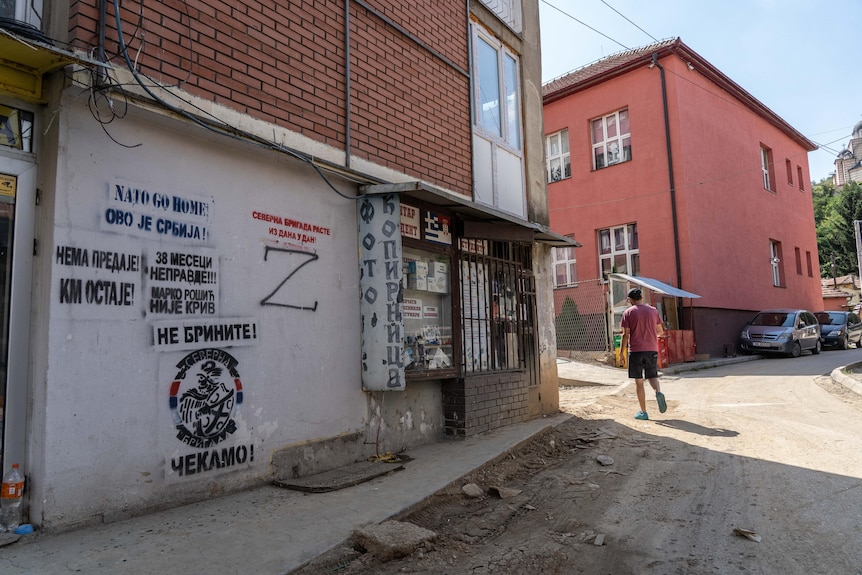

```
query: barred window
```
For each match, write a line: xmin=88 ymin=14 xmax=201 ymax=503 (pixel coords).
xmin=459 ymin=239 xmax=537 ymax=383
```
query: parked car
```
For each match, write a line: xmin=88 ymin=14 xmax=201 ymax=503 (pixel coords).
xmin=739 ymin=309 xmax=821 ymax=357
xmin=814 ymin=311 xmax=862 ymax=349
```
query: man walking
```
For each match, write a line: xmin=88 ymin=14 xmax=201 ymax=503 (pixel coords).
xmin=620 ymin=288 xmax=667 ymax=420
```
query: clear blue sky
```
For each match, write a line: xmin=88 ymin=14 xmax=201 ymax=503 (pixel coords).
xmin=539 ymin=0 xmax=861 ymax=184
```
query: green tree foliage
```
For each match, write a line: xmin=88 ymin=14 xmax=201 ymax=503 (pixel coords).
xmin=815 ymin=180 xmax=862 ymax=277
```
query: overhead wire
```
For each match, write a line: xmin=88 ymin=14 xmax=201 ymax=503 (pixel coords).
xmin=539 ymin=0 xmax=630 ymax=51
xmin=599 ymin=0 xmax=658 ymax=42
xmin=542 ymin=1 xmax=850 ymax=175
xmin=105 ymin=0 xmax=361 ymax=200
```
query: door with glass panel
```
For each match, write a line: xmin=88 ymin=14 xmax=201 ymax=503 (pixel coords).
xmin=0 ymin=105 xmax=36 ymax=472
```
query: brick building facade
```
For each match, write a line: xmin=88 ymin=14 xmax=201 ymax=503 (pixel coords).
xmin=0 ymin=0 xmax=571 ymax=532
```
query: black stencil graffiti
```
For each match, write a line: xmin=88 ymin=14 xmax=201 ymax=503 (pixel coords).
xmin=179 ymin=360 xmax=236 ymax=439
xmin=260 ymin=245 xmax=319 ymax=310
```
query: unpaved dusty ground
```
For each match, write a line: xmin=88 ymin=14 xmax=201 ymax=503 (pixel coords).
xmin=293 ymin=369 xmax=862 ymax=575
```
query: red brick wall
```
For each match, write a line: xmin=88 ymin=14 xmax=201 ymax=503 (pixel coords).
xmin=69 ymin=0 xmax=471 ymax=195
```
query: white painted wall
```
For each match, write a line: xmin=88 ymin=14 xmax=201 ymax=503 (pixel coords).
xmin=32 ymin=99 xmax=369 ymax=527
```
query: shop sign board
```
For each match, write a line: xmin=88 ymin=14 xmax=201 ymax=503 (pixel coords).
xmin=358 ymin=194 xmax=405 ymax=390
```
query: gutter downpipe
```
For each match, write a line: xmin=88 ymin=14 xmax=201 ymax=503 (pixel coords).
xmin=344 ymin=0 xmax=351 ymax=169
xmin=652 ymin=53 xmax=685 ymax=329
xmin=98 ymin=0 xmax=107 ymax=83
xmin=466 ymin=0 xmax=475 ymax=197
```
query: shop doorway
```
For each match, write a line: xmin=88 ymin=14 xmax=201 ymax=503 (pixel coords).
xmin=0 ymin=136 xmax=36 ymax=472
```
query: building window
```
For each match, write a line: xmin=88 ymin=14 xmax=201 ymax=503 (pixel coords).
xmin=459 ymin=240 xmax=536 ymax=380
xmin=761 ymin=146 xmax=774 ymax=191
xmin=806 ymin=251 xmax=813 ymax=277
xmin=477 ymin=0 xmax=522 ymax=33
xmin=599 ymin=223 xmax=639 ymax=279
xmin=795 ymin=247 xmax=802 ymax=275
xmin=546 ymin=129 xmax=570 ymax=183
xmin=786 ymin=159 xmax=793 ymax=186
xmin=798 ymin=166 xmax=805 ymax=191
xmin=552 ymin=245 xmax=577 ymax=286
xmin=1 ymin=0 xmax=41 ymax=27
xmin=0 ymin=106 xmax=34 ymax=153
xmin=471 ymin=25 xmax=525 ymax=218
xmin=770 ymin=240 xmax=784 ymax=287
xmin=591 ymin=109 xmax=631 ymax=170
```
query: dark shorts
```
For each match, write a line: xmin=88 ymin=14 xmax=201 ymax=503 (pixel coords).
xmin=628 ymin=351 xmax=659 ymax=379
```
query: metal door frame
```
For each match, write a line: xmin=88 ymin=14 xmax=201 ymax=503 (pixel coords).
xmin=0 ymin=149 xmax=35 ymax=473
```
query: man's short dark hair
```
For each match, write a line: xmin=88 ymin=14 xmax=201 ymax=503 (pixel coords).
xmin=627 ymin=288 xmax=643 ymax=300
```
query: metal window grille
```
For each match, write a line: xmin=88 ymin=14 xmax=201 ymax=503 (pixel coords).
xmin=459 ymin=239 xmax=537 ymax=384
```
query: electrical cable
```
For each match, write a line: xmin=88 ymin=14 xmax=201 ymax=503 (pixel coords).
xmin=108 ymin=0 xmax=360 ymax=201
xmin=0 ymin=16 xmax=52 ymax=44
xmin=599 ymin=0 xmax=658 ymax=42
xmin=539 ymin=0 xmax=629 ymax=51
xmin=539 ymin=3 xmax=848 ymax=168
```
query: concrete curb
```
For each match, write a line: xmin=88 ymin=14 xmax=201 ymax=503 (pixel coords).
xmin=660 ymin=354 xmax=761 ymax=375
xmin=558 ymin=376 xmax=621 ymax=388
xmin=831 ymin=362 xmax=862 ymax=396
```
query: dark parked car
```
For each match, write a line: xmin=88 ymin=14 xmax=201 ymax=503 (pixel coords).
xmin=814 ymin=311 xmax=862 ymax=349
xmin=739 ymin=309 xmax=821 ymax=357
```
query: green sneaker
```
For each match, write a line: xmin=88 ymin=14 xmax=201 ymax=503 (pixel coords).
xmin=634 ymin=411 xmax=649 ymax=420
xmin=656 ymin=392 xmax=667 ymax=414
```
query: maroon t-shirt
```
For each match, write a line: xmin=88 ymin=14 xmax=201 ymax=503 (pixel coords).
xmin=621 ymin=304 xmax=661 ymax=352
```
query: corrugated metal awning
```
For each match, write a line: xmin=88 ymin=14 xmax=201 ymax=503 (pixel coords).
xmin=360 ymin=181 xmax=580 ymax=247
xmin=611 ymin=273 xmax=701 ymax=299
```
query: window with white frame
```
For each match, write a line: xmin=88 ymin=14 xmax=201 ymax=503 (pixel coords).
xmin=0 ymin=106 xmax=34 ymax=152
xmin=761 ymin=146 xmax=773 ymax=191
xmin=472 ymin=25 xmax=525 ymax=218
xmin=1 ymin=0 xmax=42 ymax=26
xmin=770 ymin=240 xmax=783 ymax=287
xmin=552 ymin=246 xmax=577 ymax=287
xmin=546 ymin=129 xmax=570 ymax=183
xmin=598 ymin=223 xmax=639 ymax=279
xmin=591 ymin=109 xmax=631 ymax=170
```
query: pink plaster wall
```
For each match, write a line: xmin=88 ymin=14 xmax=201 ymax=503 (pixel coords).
xmin=545 ymin=53 xmax=821 ymax=317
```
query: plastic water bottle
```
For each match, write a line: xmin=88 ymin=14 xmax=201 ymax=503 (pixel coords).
xmin=1 ymin=464 xmax=24 ymax=532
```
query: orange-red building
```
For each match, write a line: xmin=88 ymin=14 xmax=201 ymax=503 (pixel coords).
xmin=543 ymin=38 xmax=821 ymax=358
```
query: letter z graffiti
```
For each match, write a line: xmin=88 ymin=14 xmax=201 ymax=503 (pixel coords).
xmin=260 ymin=246 xmax=319 ymax=311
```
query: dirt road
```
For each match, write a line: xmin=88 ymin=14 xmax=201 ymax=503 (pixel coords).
xmin=295 ymin=356 xmax=862 ymax=574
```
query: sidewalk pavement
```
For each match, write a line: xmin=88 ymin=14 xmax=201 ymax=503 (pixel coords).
xmin=1 ymin=352 xmax=857 ymax=575
xmin=555 ymin=353 xmax=760 ymax=388
xmin=0 ymin=412 xmax=573 ymax=575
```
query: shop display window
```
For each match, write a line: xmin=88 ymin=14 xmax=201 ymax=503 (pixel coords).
xmin=402 ymin=246 xmax=455 ymax=376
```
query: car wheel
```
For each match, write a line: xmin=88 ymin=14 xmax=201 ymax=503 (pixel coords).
xmin=839 ymin=335 xmax=848 ymax=350
xmin=790 ymin=341 xmax=802 ymax=358
xmin=812 ymin=339 xmax=821 ymax=355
